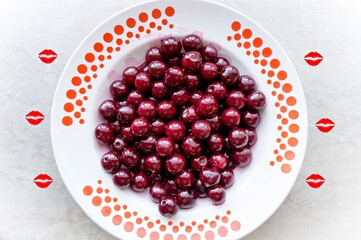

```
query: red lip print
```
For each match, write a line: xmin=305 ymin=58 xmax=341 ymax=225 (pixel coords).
xmin=34 ymin=174 xmax=53 ymax=189
xmin=38 ymin=49 xmax=58 ymax=64
xmin=304 ymin=52 xmax=323 ymax=66
xmin=316 ymin=118 xmax=335 ymax=133
xmin=25 ymin=111 xmax=45 ymax=125
xmin=306 ymin=174 xmax=325 ymax=188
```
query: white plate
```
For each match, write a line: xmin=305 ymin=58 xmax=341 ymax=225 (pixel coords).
xmin=51 ymin=0 xmax=307 ymax=239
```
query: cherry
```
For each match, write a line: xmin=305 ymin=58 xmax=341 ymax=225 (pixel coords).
xmin=207 ymin=185 xmax=226 ymax=205
xmin=146 ymin=47 xmax=164 ymax=63
xmin=165 ymin=153 xmax=187 ymax=174
xmin=137 ymin=100 xmax=156 ymax=120
xmin=131 ymin=172 xmax=149 ymax=192
xmin=239 ymin=75 xmax=255 ymax=94
xmin=148 ymin=60 xmax=168 ymax=79
xmin=110 ymin=80 xmax=129 ymax=101
xmin=220 ymin=65 xmax=239 ymax=86
xmin=181 ymin=51 xmax=202 ymax=73
xmin=184 ymin=73 xmax=201 ymax=91
xmin=134 ymin=72 xmax=152 ymax=92
xmin=215 ymin=57 xmax=230 ymax=70
xmin=157 ymin=101 xmax=177 ymax=120
xmin=207 ymin=115 xmax=222 ymax=132
xmin=194 ymin=179 xmax=207 ymax=198
xmin=98 ymin=100 xmax=118 ymax=122
xmin=113 ymin=169 xmax=133 ymax=188
xmin=121 ymin=126 xmax=135 ymax=142
xmin=206 ymin=82 xmax=227 ymax=100
xmin=164 ymin=66 xmax=185 ymax=87
xmin=161 ymin=37 xmax=182 ymax=57
xmin=182 ymin=34 xmax=203 ymax=51
xmin=150 ymin=183 xmax=168 ymax=203
xmin=165 ymin=120 xmax=186 ymax=142
xmin=171 ymin=88 xmax=189 ymax=106
xmin=247 ymin=91 xmax=266 ymax=110
xmin=226 ymin=90 xmax=246 ymax=109
xmin=199 ymin=167 xmax=220 ymax=187
xmin=126 ymin=90 xmax=144 ymax=107
xmin=231 ymin=147 xmax=252 ymax=167
xmin=139 ymin=135 xmax=157 ymax=153
xmin=189 ymin=91 xmax=203 ymax=106
xmin=182 ymin=135 xmax=202 ymax=157
xmin=190 ymin=156 xmax=208 ymax=172
xmin=95 ymin=123 xmax=114 ymax=143
xmin=152 ymin=80 xmax=170 ymax=100
xmin=207 ymin=133 xmax=225 ymax=153
xmin=228 ymin=128 xmax=248 ymax=149
xmin=175 ymin=170 xmax=195 ymax=189
xmin=123 ymin=67 xmax=139 ymax=86
xmin=197 ymin=94 xmax=219 ymax=118
xmin=201 ymin=45 xmax=218 ymax=62
xmin=110 ymin=136 xmax=127 ymax=153
xmin=158 ymin=195 xmax=178 ymax=217
xmin=220 ymin=168 xmax=235 ymax=188
xmin=165 ymin=179 xmax=179 ymax=195
xmin=130 ymin=117 xmax=151 ymax=137
xmin=221 ymin=108 xmax=241 ymax=128
xmin=209 ymin=153 xmax=229 ymax=170
xmin=180 ymin=106 xmax=199 ymax=125
xmin=151 ymin=119 xmax=166 ymax=136
xmin=156 ymin=137 xmax=175 ymax=157
xmin=121 ymin=147 xmax=140 ymax=168
xmin=241 ymin=109 xmax=261 ymax=128
xmin=192 ymin=120 xmax=212 ymax=139
xmin=200 ymin=62 xmax=218 ymax=81
xmin=176 ymin=189 xmax=197 ymax=209
xmin=244 ymin=128 xmax=257 ymax=147
xmin=101 ymin=151 xmax=121 ymax=173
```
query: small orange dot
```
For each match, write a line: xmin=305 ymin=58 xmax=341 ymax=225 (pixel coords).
xmin=106 ymin=46 xmax=113 ymax=53
xmin=139 ymin=12 xmax=148 ymax=22
xmin=165 ymin=6 xmax=175 ymax=17
xmin=253 ymin=37 xmax=263 ymax=47
xmin=113 ymin=197 xmax=117 ymax=202
xmin=98 ymin=180 xmax=102 ymax=184
xmin=210 ymin=221 xmax=217 ymax=228
xmin=253 ymin=50 xmax=260 ymax=57
xmin=114 ymin=25 xmax=124 ymax=35
xmin=156 ymin=220 xmax=161 ymax=224
xmin=125 ymin=40 xmax=130 ymax=44
xmin=261 ymin=69 xmax=266 ymax=74
xmin=148 ymin=222 xmax=154 ymax=228
xmin=152 ymin=8 xmax=162 ymax=19
xmin=136 ymin=218 xmax=142 ymax=224
xmin=273 ymin=81 xmax=280 ymax=88
xmin=289 ymin=110 xmax=299 ymax=119
xmin=66 ymin=89 xmax=76 ymax=99
xmin=100 ymin=63 xmax=104 ymax=68
xmin=83 ymin=96 xmax=88 ymax=101
xmin=157 ymin=26 xmax=162 ymax=31
xmin=280 ymin=143 xmax=286 ymax=150
xmin=124 ymin=211 xmax=131 ymax=218
xmin=123 ymin=205 xmax=128 ymax=210
xmin=94 ymin=42 xmax=103 ymax=52
xmin=226 ymin=210 xmax=231 ymax=215
xmin=244 ymin=42 xmax=251 ymax=49
xmin=215 ymin=215 xmax=220 ymax=220
xmin=74 ymin=111 xmax=81 ymax=118
xmin=76 ymin=99 xmax=83 ymax=106
xmin=277 ymin=114 xmax=282 ymax=119
xmin=149 ymin=22 xmax=156 ymax=28
xmin=237 ymin=42 xmax=242 ymax=48
xmin=135 ymin=33 xmax=140 ymax=38
xmin=277 ymin=70 xmax=288 ymax=80
xmin=146 ymin=29 xmax=151 ymax=34
xmin=280 ymin=105 xmax=287 ymax=112
xmin=172 ymin=225 xmax=179 ymax=233
xmin=91 ymin=65 xmax=97 ymax=71
xmin=276 ymin=155 xmax=283 ymax=162
xmin=79 ymin=88 xmax=86 ymax=94
xmin=286 ymin=96 xmax=297 ymax=106
xmin=281 ymin=131 xmax=288 ymax=138
xmin=285 ymin=150 xmax=295 ymax=160
xmin=262 ymin=47 xmax=272 ymax=57
xmin=107 ymin=55 xmax=112 ymax=60
xmin=162 ymin=19 xmax=168 ymax=25
xmin=93 ymin=74 xmax=97 ymax=79
xmin=126 ymin=18 xmax=136 ymax=28
xmin=221 ymin=216 xmax=228 ymax=223
xmin=127 ymin=31 xmax=133 ymax=38
xmin=168 ymin=221 xmax=173 ymax=226
xmin=260 ymin=59 xmax=267 ymax=66
xmin=203 ymin=219 xmax=208 ymax=224
xmin=169 ymin=24 xmax=174 ymax=29
xmin=268 ymin=70 xmax=275 ymax=77
xmin=114 ymin=204 xmax=121 ymax=211
xmin=271 ymin=91 xmax=276 ymax=96
xmin=231 ymin=21 xmax=241 ymax=31
xmin=64 ymin=103 xmax=74 ymax=112
xmin=133 ymin=211 xmax=137 ymax=216
xmin=281 ymin=163 xmax=292 ymax=173
xmin=254 ymin=59 xmax=259 ymax=64
xmin=270 ymin=161 xmax=275 ymax=166
xmin=138 ymin=26 xmax=144 ymax=32
xmin=242 ymin=29 xmax=252 ymax=39
xmin=98 ymin=55 xmax=105 ymax=61
xmin=144 ymin=216 xmax=149 ymax=221
xmin=288 ymin=137 xmax=298 ymax=147
xmin=197 ymin=224 xmax=204 ymax=231
xmin=246 ymin=50 xmax=251 ymax=55
xmin=103 ymin=33 xmax=113 ymax=43
xmin=104 ymin=189 xmax=109 ymax=193
xmin=104 ymin=196 xmax=111 ymax=203
xmin=282 ymin=118 xmax=289 ymax=125
xmin=87 ymin=84 xmax=92 ymax=89
xmin=227 ymin=36 xmax=232 ymax=41
xmin=185 ymin=226 xmax=192 ymax=233
xmin=79 ymin=119 xmax=84 ymax=124
xmin=159 ymin=224 xmax=166 ymax=232
xmin=277 ymin=126 xmax=282 ymax=130
xmin=115 ymin=48 xmax=120 ymax=52
xmin=277 ymin=138 xmax=282 ymax=143
xmin=85 ymin=53 xmax=95 ymax=62
xmin=234 ymin=33 xmax=241 ymax=40
xmin=278 ymin=94 xmax=285 ymax=101
xmin=77 ymin=64 xmax=87 ymax=74
xmin=274 ymin=149 xmax=279 ymax=154
xmin=116 ymin=38 xmax=123 ymax=45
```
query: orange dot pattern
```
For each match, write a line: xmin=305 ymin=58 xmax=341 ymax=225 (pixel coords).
xmin=61 ymin=6 xmax=177 ymax=126
xmin=228 ymin=21 xmax=301 ymax=174
xmin=82 ymin=178 xmax=241 ymax=239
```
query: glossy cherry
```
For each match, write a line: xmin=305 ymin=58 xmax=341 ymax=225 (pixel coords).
xmin=146 ymin=47 xmax=164 ymax=63
xmin=220 ymin=168 xmax=235 ymax=188
xmin=239 ymin=75 xmax=255 ymax=94
xmin=98 ymin=100 xmax=118 ymax=122
xmin=121 ymin=147 xmax=140 ymax=168
xmin=226 ymin=90 xmax=246 ymax=109
xmin=199 ymin=167 xmax=221 ymax=187
xmin=130 ymin=117 xmax=151 ymax=137
xmin=182 ymin=135 xmax=202 ymax=157
xmin=113 ymin=169 xmax=133 ymax=188
xmin=126 ymin=90 xmax=144 ymax=107
xmin=184 ymin=73 xmax=201 ymax=91
xmin=201 ymin=45 xmax=218 ymax=62
xmin=181 ymin=51 xmax=202 ymax=73
xmin=207 ymin=185 xmax=226 ymax=205
xmin=156 ymin=137 xmax=175 ymax=157
xmin=220 ymin=65 xmax=239 ymax=86
xmin=164 ymin=66 xmax=185 ymax=87
xmin=207 ymin=133 xmax=225 ymax=153
xmin=134 ymin=72 xmax=152 ymax=92
xmin=110 ymin=80 xmax=129 ymax=101
xmin=110 ymin=136 xmax=127 ymax=153
xmin=247 ymin=91 xmax=266 ymax=110
xmin=228 ymin=128 xmax=248 ymax=149
xmin=165 ymin=120 xmax=186 ymax=142
xmin=176 ymin=189 xmax=197 ymax=209
xmin=241 ymin=109 xmax=261 ymax=128
xmin=180 ymin=106 xmax=199 ymax=125
xmin=200 ymin=62 xmax=218 ymax=81
xmin=161 ymin=37 xmax=182 ymax=57
xmin=209 ymin=153 xmax=229 ymax=170
xmin=171 ymin=88 xmax=189 ymax=106
xmin=131 ymin=172 xmax=149 ymax=192
xmin=148 ymin=60 xmax=168 ymax=79
xmin=190 ymin=156 xmax=208 ymax=172
xmin=123 ymin=67 xmax=139 ymax=86
xmin=206 ymin=82 xmax=227 ymax=100
xmin=191 ymin=120 xmax=212 ymax=139
xmin=197 ymin=94 xmax=219 ymax=118
xmin=182 ymin=34 xmax=203 ymax=51
xmin=95 ymin=123 xmax=115 ymax=143
xmin=165 ymin=153 xmax=187 ymax=174
xmin=101 ymin=151 xmax=121 ymax=173
xmin=231 ymin=147 xmax=252 ymax=167
xmin=150 ymin=183 xmax=168 ymax=203
xmin=158 ymin=195 xmax=178 ymax=217
xmin=152 ymin=80 xmax=170 ymax=100
xmin=175 ymin=170 xmax=195 ymax=189
xmin=151 ymin=119 xmax=166 ymax=136
xmin=221 ymin=108 xmax=241 ymax=128
xmin=137 ymin=100 xmax=156 ymax=120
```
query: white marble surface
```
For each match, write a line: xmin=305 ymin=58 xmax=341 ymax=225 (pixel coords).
xmin=1 ymin=0 xmax=361 ymax=239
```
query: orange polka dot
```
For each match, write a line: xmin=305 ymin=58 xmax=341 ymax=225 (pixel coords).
xmin=246 ymin=50 xmax=251 ymax=55
xmin=277 ymin=138 xmax=281 ymax=143
xmin=205 ymin=230 xmax=215 ymax=240
xmin=97 ymin=180 xmax=102 ymax=184
xmin=271 ymin=91 xmax=276 ymax=96
xmin=185 ymin=226 xmax=192 ymax=233
xmin=270 ymin=161 xmax=275 ymax=166
xmin=221 ymin=216 xmax=228 ymax=223
xmin=77 ymin=64 xmax=87 ymax=74
xmin=133 ymin=211 xmax=137 ymax=216
xmin=281 ymin=163 xmax=291 ymax=173
xmin=96 ymin=187 xmax=102 ymax=194
xmin=92 ymin=196 xmax=102 ymax=206
xmin=137 ymin=228 xmax=146 ymax=238
xmin=203 ymin=219 xmax=208 ymax=224
xmin=282 ymin=118 xmax=289 ymax=125
xmin=169 ymin=24 xmax=174 ymax=29
xmin=261 ymin=69 xmax=266 ymax=74
xmin=90 ymin=65 xmax=97 ymax=71
xmin=281 ymin=131 xmax=288 ymax=138
xmin=253 ymin=50 xmax=260 ymax=57
xmin=152 ymin=8 xmax=161 ymax=19
xmin=231 ymin=21 xmax=241 ymax=31
xmin=79 ymin=119 xmax=84 ymax=124
xmin=260 ymin=59 xmax=267 ymax=66
xmin=135 ymin=33 xmax=140 ymax=38
xmin=234 ymin=33 xmax=241 ymax=40
xmin=167 ymin=221 xmax=173 ymax=226
xmin=288 ymin=137 xmax=298 ymax=147
xmin=218 ymin=226 xmax=228 ymax=237
xmin=116 ymin=38 xmax=123 ymax=45
xmin=98 ymin=55 xmax=105 ymax=61
xmin=191 ymin=233 xmax=201 ymax=240
xmin=126 ymin=18 xmax=136 ymax=28
xmin=150 ymin=231 xmax=159 ymax=240
xmin=242 ymin=29 xmax=252 ymax=39
xmin=125 ymin=40 xmax=130 ymax=44
xmin=289 ymin=110 xmax=299 ymax=119
xmin=278 ymin=94 xmax=285 ymax=101
xmin=262 ymin=47 xmax=272 ymax=57
xmin=107 ymin=55 xmax=112 ymax=60
xmin=270 ymin=59 xmax=280 ymax=69
xmin=103 ymin=33 xmax=113 ymax=43
xmin=277 ymin=114 xmax=282 ymax=119
xmin=177 ymin=234 xmax=186 ymax=240
xmin=114 ymin=204 xmax=120 ymax=211
xmin=280 ymin=105 xmax=287 ymax=112
xmin=64 ymin=103 xmax=74 ymax=112
xmin=276 ymin=155 xmax=283 ymax=162
xmin=123 ymin=205 xmax=128 ymax=210
xmin=277 ymin=126 xmax=282 ymax=131
xmin=85 ymin=53 xmax=95 ymax=62
xmin=237 ymin=42 xmax=242 ymax=48
xmin=101 ymin=206 xmax=111 ymax=216
xmin=114 ymin=25 xmax=124 ymax=35
xmin=124 ymin=222 xmax=134 ymax=232
xmin=227 ymin=36 xmax=232 ymax=41
xmin=277 ymin=70 xmax=288 ymax=80
xmin=157 ymin=26 xmax=162 ymax=31
xmin=148 ymin=222 xmax=154 ymax=228
xmin=253 ymin=37 xmax=263 ymax=47
xmin=282 ymin=83 xmax=293 ymax=93
xmin=172 ymin=225 xmax=179 ymax=233
xmin=273 ymin=81 xmax=280 ymax=88
xmin=215 ymin=216 xmax=220 ymax=220
xmin=106 ymin=47 xmax=113 ymax=53
xmin=94 ymin=42 xmax=103 ymax=52
xmin=149 ymin=22 xmax=156 ymax=28
xmin=156 ymin=219 xmax=161 ymax=224
xmin=112 ymin=215 xmax=122 ymax=225
xmin=268 ymin=70 xmax=275 ymax=77
xmin=244 ymin=42 xmax=251 ymax=49
xmin=254 ymin=59 xmax=259 ymax=64
xmin=144 ymin=216 xmax=148 ymax=220
xmin=159 ymin=224 xmax=166 ymax=232
xmin=83 ymin=96 xmax=88 ymax=101
xmin=197 ymin=224 xmax=204 ymax=231
xmin=162 ymin=19 xmax=168 ymax=25
xmin=75 ymin=100 xmax=82 ymax=107
xmin=87 ymin=84 xmax=92 ymax=89
xmin=139 ymin=12 xmax=148 ymax=22
xmin=226 ymin=210 xmax=231 ymax=215
xmin=165 ymin=6 xmax=175 ymax=17
xmin=83 ymin=185 xmax=93 ymax=196
xmin=286 ymin=96 xmax=297 ymax=106
xmin=124 ymin=211 xmax=131 ymax=218
xmin=280 ymin=143 xmax=286 ymax=150
xmin=285 ymin=150 xmax=295 ymax=160
xmin=114 ymin=48 xmax=119 ymax=52
xmin=146 ymin=29 xmax=151 ymax=34
xmin=66 ymin=89 xmax=76 ymax=99
xmin=209 ymin=221 xmax=217 ymax=228
xmin=289 ymin=124 xmax=299 ymax=133
xmin=231 ymin=220 xmax=241 ymax=231
xmin=104 ymin=196 xmax=111 ymax=203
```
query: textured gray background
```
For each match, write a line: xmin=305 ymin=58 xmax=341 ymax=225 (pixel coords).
xmin=1 ymin=0 xmax=361 ymax=239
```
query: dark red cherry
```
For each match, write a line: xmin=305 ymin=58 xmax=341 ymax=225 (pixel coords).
xmin=191 ymin=156 xmax=208 ymax=172
xmin=182 ymin=34 xmax=203 ymax=51
xmin=207 ymin=133 xmax=225 ymax=153
xmin=139 ymin=135 xmax=157 ymax=153
xmin=197 ymin=94 xmax=219 ymax=118
xmin=176 ymin=189 xmax=197 ymax=209
xmin=113 ymin=169 xmax=133 ymax=188
xmin=165 ymin=179 xmax=179 ymax=195
xmin=206 ymin=82 xmax=227 ymax=100
xmin=175 ymin=170 xmax=195 ymax=189
xmin=130 ymin=117 xmax=151 ymax=137
xmin=189 ymin=91 xmax=203 ymax=106
xmin=156 ymin=101 xmax=177 ymax=120
xmin=215 ymin=57 xmax=230 ymax=70
xmin=151 ymin=119 xmax=166 ymax=136
xmin=220 ymin=168 xmax=235 ymax=188
xmin=98 ymin=100 xmax=118 ymax=122
xmin=101 ymin=151 xmax=121 ymax=173
xmin=127 ymin=90 xmax=144 ymax=107
xmin=241 ymin=109 xmax=261 ymax=128
xmin=191 ymin=120 xmax=212 ymax=139
xmin=152 ymin=80 xmax=170 ymax=100
xmin=200 ymin=62 xmax=218 ymax=81
xmin=110 ymin=80 xmax=129 ymax=101
xmin=121 ymin=147 xmax=140 ymax=168
xmin=247 ymin=91 xmax=266 ymax=110
xmin=221 ymin=108 xmax=241 ymax=128
xmin=161 ymin=37 xmax=182 ymax=57
xmin=150 ymin=183 xmax=168 ymax=203
xmin=228 ymin=128 xmax=248 ymax=149
xmin=239 ymin=75 xmax=255 ymax=94
xmin=137 ymin=100 xmax=156 ymax=120
xmin=181 ymin=51 xmax=202 ymax=73
xmin=144 ymin=154 xmax=163 ymax=174
xmin=134 ymin=72 xmax=152 ymax=92
xmin=201 ymin=45 xmax=218 ymax=62
xmin=220 ymin=65 xmax=239 ymax=86
xmin=165 ymin=120 xmax=186 ymax=142
xmin=209 ymin=153 xmax=229 ymax=170
xmin=110 ymin=136 xmax=127 ymax=153
xmin=207 ymin=115 xmax=222 ymax=132
xmin=207 ymin=185 xmax=226 ymax=205
xmin=182 ymin=135 xmax=202 ymax=157
xmin=165 ymin=153 xmax=187 ymax=175
xmin=244 ymin=128 xmax=257 ymax=147
xmin=131 ymin=172 xmax=149 ymax=192
xmin=123 ymin=67 xmax=139 ymax=86
xmin=164 ymin=66 xmax=185 ymax=87
xmin=226 ymin=90 xmax=246 ymax=109
xmin=181 ymin=106 xmax=199 ymax=126
xmin=184 ymin=74 xmax=201 ymax=91
xmin=146 ymin=47 xmax=164 ymax=63
xmin=231 ymin=147 xmax=252 ymax=167
xmin=95 ymin=123 xmax=114 ymax=143
xmin=171 ymin=88 xmax=189 ymax=106
xmin=199 ymin=167 xmax=221 ymax=187
xmin=158 ymin=195 xmax=178 ymax=217
xmin=194 ymin=179 xmax=207 ymax=198
xmin=156 ymin=137 xmax=175 ymax=157
xmin=148 ymin=60 xmax=168 ymax=79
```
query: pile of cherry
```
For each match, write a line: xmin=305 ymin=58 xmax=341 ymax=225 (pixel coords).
xmin=95 ymin=34 xmax=266 ymax=217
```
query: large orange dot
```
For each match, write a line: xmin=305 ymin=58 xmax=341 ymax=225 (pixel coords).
xmin=253 ymin=37 xmax=263 ymax=47
xmin=285 ymin=150 xmax=295 ymax=160
xmin=85 ymin=53 xmax=95 ymax=62
xmin=114 ymin=25 xmax=124 ymax=35
xmin=191 ymin=233 xmax=201 ymax=240
xmin=124 ymin=211 xmax=131 ymax=218
xmin=127 ymin=31 xmax=133 ymax=38
xmin=152 ymin=8 xmax=162 ymax=19
xmin=172 ymin=225 xmax=179 ymax=233
xmin=222 ymin=216 xmax=229 ymax=223
xmin=92 ymin=196 xmax=102 ymax=206
xmin=286 ymin=96 xmax=297 ymax=106
xmin=288 ymin=110 xmax=298 ymax=119
xmin=165 ymin=6 xmax=175 ymax=17
xmin=231 ymin=220 xmax=241 ymax=231
xmin=148 ymin=222 xmax=154 ymax=228
xmin=260 ymin=59 xmax=267 ymax=66
xmin=149 ymin=231 xmax=159 ymax=240
xmin=137 ymin=228 xmax=147 ymax=238
xmin=288 ymin=137 xmax=298 ymax=147
xmin=242 ymin=29 xmax=252 ymax=39
xmin=71 ymin=76 xmax=81 ymax=86
xmin=197 ymin=224 xmax=204 ymax=231
xmin=262 ymin=47 xmax=272 ymax=57
xmin=101 ymin=206 xmax=111 ymax=216
xmin=277 ymin=70 xmax=288 ymax=80
xmin=149 ymin=22 xmax=156 ymax=28
xmin=185 ymin=225 xmax=192 ymax=232
xmin=270 ymin=59 xmax=280 ymax=69
xmin=218 ymin=226 xmax=228 ymax=237
xmin=231 ymin=21 xmax=241 ymax=31
xmin=281 ymin=163 xmax=291 ymax=173
xmin=282 ymin=83 xmax=293 ymax=93
xmin=77 ymin=64 xmax=87 ymax=74
xmin=103 ymin=33 xmax=113 ymax=43
xmin=64 ymin=102 xmax=74 ymax=112
xmin=83 ymin=185 xmax=93 ymax=196
xmin=126 ymin=18 xmax=136 ymax=28
xmin=112 ymin=215 xmax=122 ymax=225
xmin=139 ymin=12 xmax=148 ymax=22
xmin=124 ymin=222 xmax=134 ymax=232
xmin=205 ymin=230 xmax=215 ymax=240
xmin=93 ymin=42 xmax=104 ymax=52
xmin=289 ymin=124 xmax=299 ymax=133
xmin=66 ymin=89 xmax=76 ymax=99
